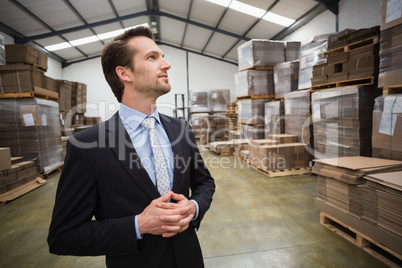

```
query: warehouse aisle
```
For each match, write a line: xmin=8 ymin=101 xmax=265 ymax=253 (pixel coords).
xmin=0 ymin=149 xmax=387 ymax=267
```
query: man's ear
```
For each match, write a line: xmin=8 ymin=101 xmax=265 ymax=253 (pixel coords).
xmin=116 ymin=66 xmax=132 ymax=82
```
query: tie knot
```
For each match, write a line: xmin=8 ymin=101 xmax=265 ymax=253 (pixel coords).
xmin=141 ymin=117 xmax=156 ymax=130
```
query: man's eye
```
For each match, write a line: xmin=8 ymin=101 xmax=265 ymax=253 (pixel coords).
xmin=148 ymin=55 xmax=156 ymax=59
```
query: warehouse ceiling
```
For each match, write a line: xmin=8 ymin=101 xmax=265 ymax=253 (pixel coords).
xmin=0 ymin=0 xmax=339 ymax=68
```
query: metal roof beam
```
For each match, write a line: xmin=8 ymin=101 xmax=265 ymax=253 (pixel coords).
xmin=62 ymin=40 xmax=237 ymax=68
xmin=63 ymin=0 xmax=104 ymax=45
xmin=221 ymin=0 xmax=280 ymax=59
xmin=15 ymin=10 xmax=249 ymax=44
xmin=157 ymin=41 xmax=237 ymax=66
xmin=315 ymin=0 xmax=339 ymax=15
xmin=201 ymin=0 xmax=233 ymax=53
xmin=9 ymin=0 xmax=87 ymax=57
xmin=0 ymin=22 xmax=67 ymax=63
xmin=180 ymin=0 xmax=193 ymax=47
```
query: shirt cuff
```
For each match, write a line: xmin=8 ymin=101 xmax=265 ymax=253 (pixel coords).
xmin=190 ymin=199 xmax=199 ymax=220
xmin=134 ymin=215 xmax=143 ymax=240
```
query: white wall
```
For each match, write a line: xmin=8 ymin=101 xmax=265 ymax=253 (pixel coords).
xmin=63 ymin=44 xmax=238 ymax=121
xmin=284 ymin=0 xmax=381 ymax=43
xmin=45 ymin=58 xmax=63 ymax=79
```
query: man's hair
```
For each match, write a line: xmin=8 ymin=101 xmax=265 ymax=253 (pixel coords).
xmin=101 ymin=26 xmax=155 ymax=102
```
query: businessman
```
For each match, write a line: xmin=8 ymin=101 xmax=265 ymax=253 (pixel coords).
xmin=48 ymin=26 xmax=215 ymax=268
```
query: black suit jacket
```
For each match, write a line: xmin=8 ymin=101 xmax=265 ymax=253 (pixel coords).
xmin=48 ymin=112 xmax=215 ymax=268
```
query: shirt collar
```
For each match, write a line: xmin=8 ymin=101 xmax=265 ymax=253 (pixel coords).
xmin=119 ymin=103 xmax=162 ymax=131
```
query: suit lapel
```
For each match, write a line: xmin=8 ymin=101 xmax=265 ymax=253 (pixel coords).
xmin=105 ymin=113 xmax=159 ymax=198
xmin=159 ymin=114 xmax=183 ymax=193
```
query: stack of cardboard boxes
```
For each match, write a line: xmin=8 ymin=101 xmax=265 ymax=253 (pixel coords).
xmin=0 ymin=98 xmax=63 ymax=174
xmin=0 ymin=147 xmax=39 ymax=197
xmin=0 ymin=45 xmax=63 ymax=174
xmin=247 ymin=134 xmax=309 ymax=171
xmin=312 ymin=85 xmax=381 ymax=158
xmin=311 ymin=27 xmax=380 ymax=87
xmin=313 ymin=156 xmax=402 ymax=260
xmin=373 ymin=0 xmax=402 ymax=161
xmin=264 ymin=100 xmax=284 ymax=138
xmin=283 ymin=90 xmax=313 ymax=151
xmin=273 ymin=61 xmax=299 ymax=99
xmin=190 ymin=89 xmax=230 ymax=145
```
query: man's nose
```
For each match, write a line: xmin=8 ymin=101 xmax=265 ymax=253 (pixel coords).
xmin=161 ymin=58 xmax=171 ymax=70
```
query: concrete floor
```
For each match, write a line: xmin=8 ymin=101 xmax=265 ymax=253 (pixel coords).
xmin=0 ymin=149 xmax=388 ymax=267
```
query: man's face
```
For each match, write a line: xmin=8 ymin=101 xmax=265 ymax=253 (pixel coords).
xmin=128 ymin=36 xmax=172 ymax=98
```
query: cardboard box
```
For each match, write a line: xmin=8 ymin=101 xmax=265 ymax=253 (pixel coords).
xmin=285 ymin=41 xmax=300 ymax=61
xmin=5 ymin=44 xmax=48 ymax=71
xmin=0 ymin=147 xmax=11 ymax=171
xmin=235 ymin=69 xmax=274 ymax=98
xmin=264 ymin=100 xmax=285 ymax=136
xmin=381 ymin=0 xmax=402 ymax=31
xmin=238 ymin=98 xmax=272 ymax=125
xmin=372 ymin=109 xmax=402 ymax=159
xmin=274 ymin=60 xmax=299 ymax=99
xmin=237 ymin=39 xmax=285 ymax=71
xmin=378 ymin=24 xmax=402 ymax=87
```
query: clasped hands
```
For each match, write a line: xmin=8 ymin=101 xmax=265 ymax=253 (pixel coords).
xmin=138 ymin=191 xmax=196 ymax=238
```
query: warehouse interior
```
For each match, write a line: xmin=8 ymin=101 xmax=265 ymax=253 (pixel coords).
xmin=0 ymin=0 xmax=401 ymax=267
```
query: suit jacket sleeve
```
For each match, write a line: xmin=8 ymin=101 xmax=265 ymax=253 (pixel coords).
xmin=185 ymin=122 xmax=215 ymax=229
xmin=47 ymin=138 xmax=139 ymax=256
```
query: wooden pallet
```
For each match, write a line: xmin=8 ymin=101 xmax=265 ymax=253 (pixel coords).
xmin=320 ymin=212 xmax=402 ymax=268
xmin=0 ymin=87 xmax=59 ymax=102
xmin=42 ymin=162 xmax=64 ymax=178
xmin=250 ymin=164 xmax=311 ymax=178
xmin=240 ymin=66 xmax=274 ymax=71
xmin=311 ymin=76 xmax=375 ymax=91
xmin=383 ymin=85 xmax=402 ymax=96
xmin=237 ymin=94 xmax=275 ymax=100
xmin=0 ymin=177 xmax=46 ymax=206
xmin=325 ymin=35 xmax=379 ymax=56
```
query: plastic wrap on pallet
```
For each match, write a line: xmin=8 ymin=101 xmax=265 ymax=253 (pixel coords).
xmin=0 ymin=35 xmax=5 ymax=66
xmin=284 ymin=89 xmax=312 ymax=150
xmin=274 ymin=60 xmax=299 ymax=99
xmin=0 ymin=98 xmax=63 ymax=173
xmin=285 ymin=41 xmax=301 ymax=61
xmin=209 ymin=89 xmax=230 ymax=112
xmin=238 ymin=98 xmax=271 ymax=125
xmin=311 ymin=85 xmax=381 ymax=159
xmin=378 ymin=23 xmax=402 ymax=87
xmin=239 ymin=124 xmax=265 ymax=140
xmin=372 ymin=94 xmax=402 ymax=160
xmin=264 ymin=100 xmax=284 ymax=137
xmin=199 ymin=114 xmax=228 ymax=145
xmin=237 ymin=39 xmax=285 ymax=71
xmin=234 ymin=69 xmax=274 ymax=98
xmin=298 ymin=39 xmax=328 ymax=90
xmin=190 ymin=91 xmax=209 ymax=112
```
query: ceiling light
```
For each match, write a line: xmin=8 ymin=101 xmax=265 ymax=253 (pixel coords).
xmin=44 ymin=23 xmax=150 ymax=52
xmin=263 ymin=12 xmax=295 ymax=27
xmin=45 ymin=42 xmax=72 ymax=51
xmin=205 ymin=0 xmax=295 ymax=27
xmin=70 ymin=35 xmax=100 ymax=46
xmin=205 ymin=0 xmax=231 ymax=7
xmin=97 ymin=29 xmax=125 ymax=40
xmin=230 ymin=1 xmax=265 ymax=18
